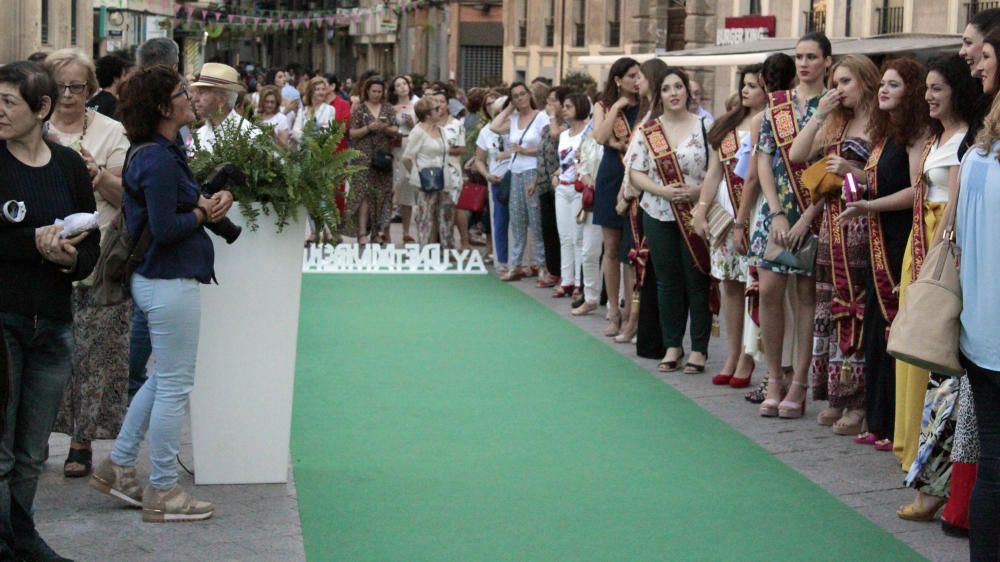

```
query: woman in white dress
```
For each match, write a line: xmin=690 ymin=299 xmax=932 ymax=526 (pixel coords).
xmin=389 ymin=76 xmax=417 ymax=243
xmin=292 ymin=77 xmax=336 ymax=146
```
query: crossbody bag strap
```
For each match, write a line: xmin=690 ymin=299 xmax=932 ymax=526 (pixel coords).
xmin=509 ymin=110 xmax=540 ymax=168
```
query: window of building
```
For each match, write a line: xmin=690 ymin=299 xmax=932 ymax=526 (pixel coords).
xmin=748 ymin=0 xmax=762 ymax=14
xmin=573 ymin=0 xmax=586 ymax=47
xmin=608 ymin=0 xmax=621 ymax=47
xmin=968 ymin=2 xmax=1000 ymax=23
xmin=805 ymin=0 xmax=826 ymax=33
xmin=544 ymin=0 xmax=555 ymax=47
xmin=460 ymin=46 xmax=503 ymax=90
xmin=41 ymin=0 xmax=49 ymax=44
xmin=516 ymin=0 xmax=527 ymax=47
xmin=875 ymin=0 xmax=905 ymax=33
xmin=71 ymin=0 xmax=78 ymax=46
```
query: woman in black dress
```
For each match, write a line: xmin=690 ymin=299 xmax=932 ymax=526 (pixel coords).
xmin=838 ymin=58 xmax=929 ymax=450
xmin=591 ymin=58 xmax=641 ymax=333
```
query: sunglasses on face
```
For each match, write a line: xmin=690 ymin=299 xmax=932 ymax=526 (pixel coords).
xmin=58 ymin=83 xmax=87 ymax=95
xmin=170 ymin=85 xmax=190 ymax=100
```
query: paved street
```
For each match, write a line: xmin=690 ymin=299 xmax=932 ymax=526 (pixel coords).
xmin=36 ymin=234 xmax=966 ymax=561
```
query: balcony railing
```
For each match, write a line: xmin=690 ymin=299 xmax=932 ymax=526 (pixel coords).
xmin=804 ymin=9 xmax=826 ymax=33
xmin=876 ymin=6 xmax=904 ymax=34
xmin=967 ymin=1 xmax=1000 ymax=23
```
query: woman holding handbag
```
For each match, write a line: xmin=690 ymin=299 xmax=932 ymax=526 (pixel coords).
xmin=751 ymin=32 xmax=832 ymax=419
xmin=691 ymin=64 xmax=767 ymax=391
xmin=430 ymin=89 xmax=467 ymax=250
xmin=628 ymin=67 xmax=711 ymax=375
xmin=552 ymin=94 xmax=600 ymax=314
xmin=788 ymin=54 xmax=880 ymax=433
xmin=403 ymin=96 xmax=456 ymax=247
xmin=348 ymin=76 xmax=398 ymax=246
xmin=837 ymin=58 xmax=930 ymax=451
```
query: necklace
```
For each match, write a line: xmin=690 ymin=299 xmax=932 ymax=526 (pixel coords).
xmin=47 ymin=109 xmax=90 ymax=153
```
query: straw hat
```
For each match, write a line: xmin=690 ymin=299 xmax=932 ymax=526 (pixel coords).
xmin=189 ymin=63 xmax=245 ymax=93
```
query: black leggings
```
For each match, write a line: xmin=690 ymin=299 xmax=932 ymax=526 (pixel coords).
xmin=966 ymin=354 xmax=1000 ymax=562
xmin=538 ymin=190 xmax=561 ymax=277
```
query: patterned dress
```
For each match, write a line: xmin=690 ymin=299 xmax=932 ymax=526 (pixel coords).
xmin=810 ymin=137 xmax=872 ymax=409
xmin=710 ymin=129 xmax=750 ymax=282
xmin=347 ymin=102 xmax=396 ymax=237
xmin=750 ymin=90 xmax=822 ymax=275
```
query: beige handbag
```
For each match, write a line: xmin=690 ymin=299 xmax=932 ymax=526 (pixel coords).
xmin=706 ymin=203 xmax=735 ymax=245
xmin=886 ymin=227 xmax=963 ymax=376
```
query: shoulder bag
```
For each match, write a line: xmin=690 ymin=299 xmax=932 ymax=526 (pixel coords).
xmin=887 ymin=209 xmax=963 ymax=375
xmin=90 ymin=142 xmax=157 ymax=307
xmin=418 ymin=130 xmax=447 ymax=193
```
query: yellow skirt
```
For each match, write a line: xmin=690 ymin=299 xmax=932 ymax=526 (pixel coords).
xmin=893 ymin=202 xmax=946 ymax=471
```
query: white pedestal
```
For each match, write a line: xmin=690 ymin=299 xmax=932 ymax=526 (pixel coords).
xmin=190 ymin=205 xmax=304 ymax=484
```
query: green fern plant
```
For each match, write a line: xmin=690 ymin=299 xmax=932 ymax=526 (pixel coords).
xmin=189 ymin=116 xmax=363 ymax=235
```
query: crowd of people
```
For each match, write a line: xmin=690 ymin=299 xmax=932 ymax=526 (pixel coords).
xmin=3 ymin=15 xmax=1000 ymax=560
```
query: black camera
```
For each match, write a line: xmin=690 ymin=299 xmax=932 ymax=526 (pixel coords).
xmin=199 ymin=163 xmax=245 ymax=244
xmin=0 ymin=200 xmax=26 ymax=225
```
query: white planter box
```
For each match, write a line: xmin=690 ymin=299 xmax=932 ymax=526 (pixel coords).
xmin=190 ymin=205 xmax=304 ymax=484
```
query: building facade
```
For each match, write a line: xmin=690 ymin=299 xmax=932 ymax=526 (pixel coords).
xmin=92 ymin=0 xmax=174 ymax=59
xmin=1 ymin=0 xmax=93 ymax=63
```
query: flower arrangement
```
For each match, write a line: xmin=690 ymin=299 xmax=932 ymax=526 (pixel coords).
xmin=188 ymin=116 xmax=363 ymax=234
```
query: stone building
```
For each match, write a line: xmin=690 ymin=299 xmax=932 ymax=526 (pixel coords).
xmin=1 ymin=0 xmax=94 ymax=63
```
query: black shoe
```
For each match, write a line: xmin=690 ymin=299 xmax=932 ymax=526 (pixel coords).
xmin=941 ymin=520 xmax=969 ymax=538
xmin=571 ymin=296 xmax=585 ymax=309
xmin=14 ymin=536 xmax=73 ymax=562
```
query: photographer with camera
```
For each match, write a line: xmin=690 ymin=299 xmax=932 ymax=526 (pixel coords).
xmin=0 ymin=61 xmax=100 ymax=562
xmin=89 ymin=65 xmax=223 ymax=523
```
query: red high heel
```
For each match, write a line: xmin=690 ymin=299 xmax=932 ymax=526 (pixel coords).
xmin=711 ymin=373 xmax=733 ymax=385
xmin=728 ymin=359 xmax=755 ymax=389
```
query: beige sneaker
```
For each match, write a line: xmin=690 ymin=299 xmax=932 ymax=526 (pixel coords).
xmin=90 ymin=458 xmax=142 ymax=508
xmin=142 ymin=485 xmax=214 ymax=523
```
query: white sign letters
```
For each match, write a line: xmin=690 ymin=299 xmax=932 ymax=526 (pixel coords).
xmin=303 ymin=243 xmax=488 ymax=274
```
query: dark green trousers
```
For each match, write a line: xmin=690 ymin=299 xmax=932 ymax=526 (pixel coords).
xmin=642 ymin=211 xmax=711 ymax=354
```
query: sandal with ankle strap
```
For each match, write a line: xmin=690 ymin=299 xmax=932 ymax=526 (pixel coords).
xmin=658 ymin=349 xmax=685 ymax=373
xmin=778 ymin=380 xmax=808 ymax=419
xmin=64 ymin=447 xmax=93 ymax=478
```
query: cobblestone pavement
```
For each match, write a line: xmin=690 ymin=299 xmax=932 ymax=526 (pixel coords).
xmin=509 ymin=271 xmax=968 ymax=562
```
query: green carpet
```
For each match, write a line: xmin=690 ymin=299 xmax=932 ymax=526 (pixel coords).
xmin=291 ymin=275 xmax=923 ymax=561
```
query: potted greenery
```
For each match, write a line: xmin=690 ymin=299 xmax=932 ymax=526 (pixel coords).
xmin=186 ymin=118 xmax=362 ymax=484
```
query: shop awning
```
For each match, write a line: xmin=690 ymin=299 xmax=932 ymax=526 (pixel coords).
xmin=577 ymin=34 xmax=962 ymax=67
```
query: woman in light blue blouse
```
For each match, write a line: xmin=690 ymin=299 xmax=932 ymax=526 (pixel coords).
xmin=957 ymin=27 xmax=1000 ymax=560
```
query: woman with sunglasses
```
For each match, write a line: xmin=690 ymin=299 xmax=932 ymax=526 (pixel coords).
xmin=91 ymin=65 xmax=224 ymax=523
xmin=42 ymin=48 xmax=132 ymax=480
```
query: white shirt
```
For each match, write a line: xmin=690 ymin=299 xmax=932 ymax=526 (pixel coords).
xmin=262 ymin=112 xmax=290 ymax=132
xmin=291 ymin=103 xmax=336 ymax=143
xmin=441 ymin=117 xmax=466 ymax=190
xmin=629 ymin=118 xmax=708 ymax=222
xmin=509 ymin=110 xmax=550 ymax=173
xmin=475 ymin=126 xmax=510 ymax=178
xmin=194 ymin=110 xmax=261 ymax=154
xmin=923 ymin=131 xmax=965 ymax=204
xmin=557 ymin=126 xmax=588 ymax=184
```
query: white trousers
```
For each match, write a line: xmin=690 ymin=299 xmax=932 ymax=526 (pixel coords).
xmin=555 ymin=184 xmax=602 ymax=302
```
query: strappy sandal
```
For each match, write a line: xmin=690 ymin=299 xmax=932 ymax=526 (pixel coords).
xmin=759 ymin=377 xmax=785 ymax=417
xmin=832 ymin=409 xmax=866 ymax=436
xmin=778 ymin=380 xmax=808 ymax=419
xmin=552 ymin=285 xmax=573 ymax=298
xmin=658 ymin=348 xmax=684 ymax=373
xmin=745 ymin=377 xmax=769 ymax=403
xmin=684 ymin=353 xmax=707 ymax=375
xmin=64 ymin=447 xmax=93 ymax=478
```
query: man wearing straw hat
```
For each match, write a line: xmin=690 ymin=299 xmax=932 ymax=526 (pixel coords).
xmin=189 ymin=62 xmax=259 ymax=154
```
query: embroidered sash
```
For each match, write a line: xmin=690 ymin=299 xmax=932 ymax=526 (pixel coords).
xmin=822 ymin=123 xmax=865 ymax=356
xmin=909 ymin=137 xmax=937 ymax=281
xmin=767 ymin=90 xmax=817 ymax=232
xmin=640 ymin=118 xmax=711 ymax=276
xmin=864 ymin=138 xmax=900 ymax=326
xmin=719 ymin=129 xmax=746 ymax=214
xmin=600 ymin=101 xmax=634 ymax=159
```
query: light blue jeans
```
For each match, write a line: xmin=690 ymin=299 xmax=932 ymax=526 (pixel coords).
xmin=508 ymin=169 xmax=544 ymax=268
xmin=111 ymin=274 xmax=201 ymax=490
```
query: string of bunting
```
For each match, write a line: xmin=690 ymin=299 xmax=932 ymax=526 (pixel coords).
xmin=171 ymin=0 xmax=437 ymax=32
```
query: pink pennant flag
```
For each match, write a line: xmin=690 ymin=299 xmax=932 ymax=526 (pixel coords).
xmin=240 ymin=15 xmax=247 ymax=25
xmin=214 ymin=12 xmax=222 ymax=22
xmin=265 ymin=17 xmax=273 ymax=28
xmin=201 ymin=9 xmax=208 ymax=20
xmin=304 ymin=18 xmax=311 ymax=29
xmin=185 ymin=5 xmax=195 ymax=19
xmin=227 ymin=14 xmax=235 ymax=23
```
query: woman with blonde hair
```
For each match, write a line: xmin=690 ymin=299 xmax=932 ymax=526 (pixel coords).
xmin=44 ymin=48 xmax=132 ymax=478
xmin=403 ymin=96 xmax=458 ymax=246
xmin=292 ymin=76 xmax=335 ymax=145
xmin=256 ymin=85 xmax=290 ymax=148
xmin=789 ymin=53 xmax=880 ymax=432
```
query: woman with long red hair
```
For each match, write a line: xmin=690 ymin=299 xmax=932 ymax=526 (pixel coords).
xmin=839 ymin=58 xmax=930 ymax=451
